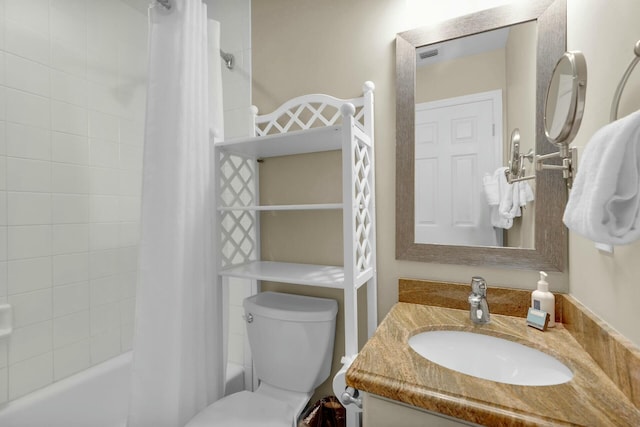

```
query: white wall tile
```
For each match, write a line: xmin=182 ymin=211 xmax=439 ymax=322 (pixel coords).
xmin=52 ymin=252 xmax=89 ymax=286
xmin=87 ymin=82 xmax=121 ymax=116
xmin=52 ymin=163 xmax=90 ymax=193
xmin=89 ymin=195 xmax=118 ymax=223
xmin=8 ymin=352 xmax=53 ymax=400
xmin=50 ymin=0 xmax=87 ymax=50
xmin=53 ymin=310 xmax=89 ymax=348
xmin=53 ymin=338 xmax=90 ymax=381
xmin=90 ymin=167 xmax=119 ymax=195
xmin=51 ymin=101 xmax=88 ymax=136
xmin=90 ymin=140 xmax=119 ymax=168
xmin=8 ymin=225 xmax=51 ymax=260
xmin=119 ymin=119 xmax=144 ymax=146
xmin=5 ymin=0 xmax=50 ymax=35
xmin=6 ymin=123 xmax=51 ymax=161
xmin=120 ymin=146 xmax=142 ymax=171
xmin=53 ymin=282 xmax=89 ymax=317
xmin=118 ymin=222 xmax=139 ymax=247
xmin=117 ymin=247 xmax=138 ymax=273
xmin=0 ymin=367 xmax=7 ymax=404
xmin=51 ymin=70 xmax=87 ymax=107
xmin=5 ymin=89 xmax=49 ymax=130
xmin=8 ymin=289 xmax=52 ymax=328
xmin=51 ymin=163 xmax=91 ymax=194
xmin=89 ymin=250 xmax=117 ymax=279
xmin=0 ymin=341 xmax=7 ymax=369
xmin=0 ymin=122 xmax=7 ymax=155
xmin=90 ymin=275 xmax=119 ymax=307
xmin=90 ymin=328 xmax=120 ymax=364
xmin=51 ymin=38 xmax=86 ymax=77
xmin=7 ymin=192 xmax=51 ymax=225
xmin=90 ymin=301 xmax=119 ymax=334
xmin=0 ymin=158 xmax=6 ymax=191
xmin=0 ymin=262 xmax=7 ymax=298
xmin=118 ymin=271 xmax=136 ymax=300
xmin=5 ymin=21 xmax=50 ymax=66
xmin=51 ymin=132 xmax=89 ymax=164
xmin=9 ymin=320 xmax=52 ymax=364
xmin=89 ymin=223 xmax=118 ymax=251
xmin=0 ymin=192 xmax=7 ymax=226
xmin=119 ymin=298 xmax=135 ymax=326
xmin=89 ymin=111 xmax=119 ymax=142
xmin=5 ymin=54 xmax=50 ymax=97
xmin=118 ymin=196 xmax=140 ymax=222
xmin=118 ymin=171 xmax=141 ymax=197
xmin=52 ymin=194 xmax=89 ymax=224
xmin=8 ymin=256 xmax=52 ymax=295
xmin=52 ymin=224 xmax=88 ymax=255
xmin=0 ymin=228 xmax=7 ymax=261
xmin=6 ymin=158 xmax=51 ymax=192
xmin=120 ymin=322 xmax=133 ymax=352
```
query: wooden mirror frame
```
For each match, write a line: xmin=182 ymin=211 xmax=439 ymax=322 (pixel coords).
xmin=396 ymin=0 xmax=567 ymax=271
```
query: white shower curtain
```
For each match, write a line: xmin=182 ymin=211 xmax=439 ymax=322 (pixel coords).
xmin=128 ymin=1 xmax=225 ymax=426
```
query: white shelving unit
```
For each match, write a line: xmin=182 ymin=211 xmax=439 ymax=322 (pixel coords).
xmin=213 ymin=82 xmax=377 ymax=424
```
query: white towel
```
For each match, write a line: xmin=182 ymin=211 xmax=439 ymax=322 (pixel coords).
xmin=563 ymin=109 xmax=640 ymax=245
xmin=484 ymin=167 xmax=535 ymax=230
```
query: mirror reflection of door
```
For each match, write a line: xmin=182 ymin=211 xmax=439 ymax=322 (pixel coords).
xmin=413 ymin=21 xmax=537 ymax=249
xmin=415 ymin=91 xmax=502 ymax=246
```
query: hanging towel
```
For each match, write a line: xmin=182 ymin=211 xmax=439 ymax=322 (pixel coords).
xmin=563 ymin=109 xmax=640 ymax=245
xmin=484 ymin=167 xmax=536 ymax=230
xmin=484 ymin=167 xmax=513 ymax=229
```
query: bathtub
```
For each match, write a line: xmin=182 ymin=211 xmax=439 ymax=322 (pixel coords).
xmin=0 ymin=352 xmax=245 ymax=427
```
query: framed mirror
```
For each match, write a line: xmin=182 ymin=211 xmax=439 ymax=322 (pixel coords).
xmin=396 ymin=0 xmax=567 ymax=271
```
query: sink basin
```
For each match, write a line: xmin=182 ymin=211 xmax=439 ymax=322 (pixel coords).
xmin=408 ymin=330 xmax=573 ymax=386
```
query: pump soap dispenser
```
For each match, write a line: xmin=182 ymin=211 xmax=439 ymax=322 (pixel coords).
xmin=532 ymin=271 xmax=555 ymax=327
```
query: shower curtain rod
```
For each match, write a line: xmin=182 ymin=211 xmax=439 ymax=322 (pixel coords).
xmin=155 ymin=0 xmax=235 ymax=70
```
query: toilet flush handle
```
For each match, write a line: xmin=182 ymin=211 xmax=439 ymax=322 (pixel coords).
xmin=243 ymin=313 xmax=253 ymax=323
xmin=340 ymin=387 xmax=362 ymax=409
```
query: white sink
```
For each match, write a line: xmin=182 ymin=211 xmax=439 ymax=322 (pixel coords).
xmin=408 ymin=330 xmax=573 ymax=386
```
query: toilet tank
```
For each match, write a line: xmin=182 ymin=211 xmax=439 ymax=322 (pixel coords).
xmin=243 ymin=292 xmax=338 ymax=393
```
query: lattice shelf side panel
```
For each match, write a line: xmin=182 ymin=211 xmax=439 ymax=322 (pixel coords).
xmin=352 ymin=134 xmax=373 ymax=275
xmin=219 ymin=152 xmax=258 ymax=268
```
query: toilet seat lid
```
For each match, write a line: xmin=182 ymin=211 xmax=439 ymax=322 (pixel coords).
xmin=185 ymin=391 xmax=295 ymax=427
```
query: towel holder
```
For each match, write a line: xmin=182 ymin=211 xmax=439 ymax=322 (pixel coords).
xmin=610 ymin=40 xmax=640 ymax=122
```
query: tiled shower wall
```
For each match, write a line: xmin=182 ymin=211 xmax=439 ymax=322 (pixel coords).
xmin=210 ymin=0 xmax=253 ymax=368
xmin=0 ymin=0 xmax=148 ymax=402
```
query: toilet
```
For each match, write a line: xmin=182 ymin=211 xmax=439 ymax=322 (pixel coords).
xmin=186 ymin=291 xmax=338 ymax=427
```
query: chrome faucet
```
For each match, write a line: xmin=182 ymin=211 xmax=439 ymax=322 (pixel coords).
xmin=468 ymin=276 xmax=490 ymax=324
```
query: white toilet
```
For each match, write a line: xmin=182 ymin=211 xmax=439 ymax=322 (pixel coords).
xmin=186 ymin=291 xmax=338 ymax=427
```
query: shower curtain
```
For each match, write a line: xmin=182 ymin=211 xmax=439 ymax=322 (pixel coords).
xmin=128 ymin=1 xmax=225 ymax=426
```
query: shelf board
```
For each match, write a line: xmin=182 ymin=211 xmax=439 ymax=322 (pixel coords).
xmin=220 ymin=261 xmax=345 ymax=289
xmin=218 ymin=203 xmax=343 ymax=212
xmin=215 ymin=126 xmax=343 ymax=158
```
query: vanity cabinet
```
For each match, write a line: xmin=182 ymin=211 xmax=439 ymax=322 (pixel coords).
xmin=213 ymin=82 xmax=377 ymax=365
xmin=363 ymin=394 xmax=476 ymax=427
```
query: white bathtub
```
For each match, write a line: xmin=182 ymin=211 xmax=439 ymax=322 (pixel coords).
xmin=0 ymin=352 xmax=245 ymax=427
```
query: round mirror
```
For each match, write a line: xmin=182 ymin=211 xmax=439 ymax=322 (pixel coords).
xmin=544 ymin=51 xmax=587 ymax=147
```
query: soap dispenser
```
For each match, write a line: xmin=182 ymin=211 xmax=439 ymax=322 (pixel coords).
xmin=532 ymin=271 xmax=555 ymax=327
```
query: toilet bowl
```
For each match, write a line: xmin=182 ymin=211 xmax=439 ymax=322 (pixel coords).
xmin=186 ymin=291 xmax=338 ymax=427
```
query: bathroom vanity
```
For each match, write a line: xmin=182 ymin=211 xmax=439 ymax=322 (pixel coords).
xmin=346 ymin=279 xmax=640 ymax=426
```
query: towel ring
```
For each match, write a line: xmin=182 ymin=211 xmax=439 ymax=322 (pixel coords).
xmin=610 ymin=40 xmax=640 ymax=121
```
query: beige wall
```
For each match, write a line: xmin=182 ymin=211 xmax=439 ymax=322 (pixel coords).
xmin=567 ymin=0 xmax=640 ymax=345
xmin=252 ymin=0 xmax=640 ymax=403
xmin=415 ymin=49 xmax=506 ymax=104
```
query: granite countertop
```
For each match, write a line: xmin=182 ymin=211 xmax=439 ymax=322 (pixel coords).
xmin=346 ymin=302 xmax=640 ymax=426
